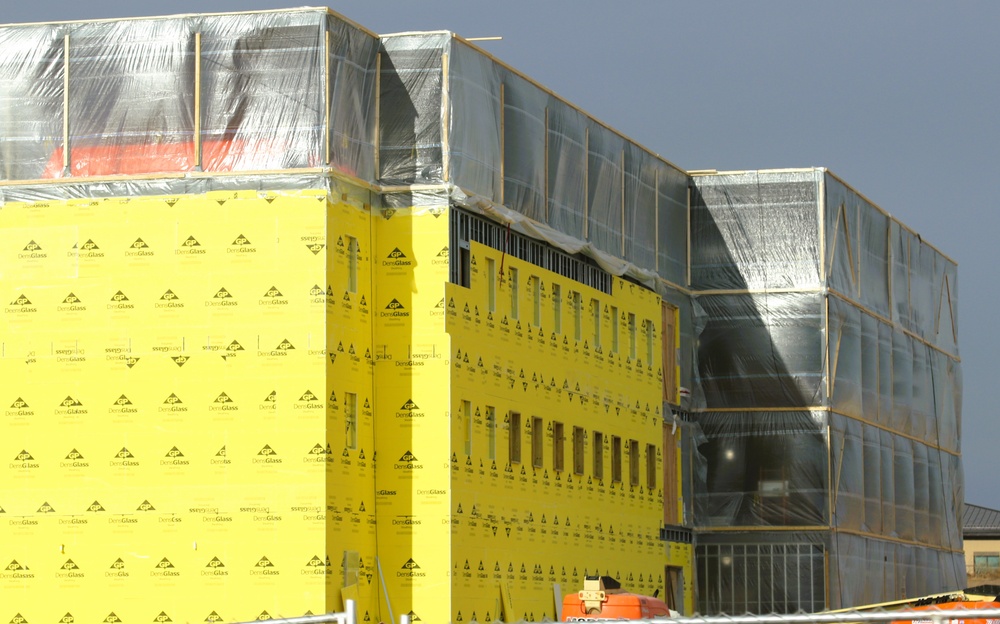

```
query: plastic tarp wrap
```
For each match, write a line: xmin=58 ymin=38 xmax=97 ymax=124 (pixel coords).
xmin=546 ymin=100 xmax=588 ymax=240
xmin=828 ymin=413 xmax=958 ymax=546
xmin=379 ymin=33 xmax=445 ymax=184
xmin=828 ymin=534 xmax=965 ymax=611
xmin=326 ymin=16 xmax=378 ymax=179
xmin=449 ymin=40 xmax=501 ymax=202
xmin=624 ymin=143 xmax=658 ymax=271
xmin=825 ymin=177 xmax=892 ymax=318
xmin=692 ymin=169 xmax=962 ymax=611
xmin=501 ymin=71 xmax=547 ymax=222
xmin=0 ymin=172 xmax=365 ymax=203
xmin=657 ymin=163 xmax=689 ymax=286
xmin=585 ymin=121 xmax=626 ymax=258
xmin=36 ymin=18 xmax=194 ymax=177
xmin=695 ymin=410 xmax=829 ymax=528
xmin=381 ymin=32 xmax=687 ymax=284
xmin=696 ymin=292 xmax=826 ymax=409
xmin=0 ymin=10 xmax=378 ymax=181
xmin=199 ymin=13 xmax=325 ymax=171
xmin=690 ymin=171 xmax=822 ymax=290
xmin=0 ymin=25 xmax=64 ymax=180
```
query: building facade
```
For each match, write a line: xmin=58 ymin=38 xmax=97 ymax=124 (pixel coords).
xmin=0 ymin=8 xmax=962 ymax=623
xmin=690 ymin=170 xmax=964 ymax=611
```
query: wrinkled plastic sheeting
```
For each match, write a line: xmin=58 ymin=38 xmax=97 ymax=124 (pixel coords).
xmin=383 ymin=33 xmax=687 ymax=282
xmin=827 ymin=534 xmax=965 ymax=610
xmin=826 ymin=297 xmax=960 ymax=451
xmin=696 ymin=292 xmax=826 ymax=409
xmin=0 ymin=25 xmax=64 ymax=181
xmin=378 ymin=33 xmax=446 ymax=184
xmin=501 ymin=71 xmax=547 ymax=223
xmin=694 ymin=410 xmax=829 ymax=527
xmin=690 ymin=170 xmax=822 ymax=290
xmin=0 ymin=10 xmax=378 ymax=181
xmin=449 ymin=40 xmax=502 ymax=202
xmin=829 ymin=414 xmax=961 ymax=546
xmin=0 ymin=172 xmax=370 ymax=205
xmin=891 ymin=221 xmax=960 ymax=354
xmin=824 ymin=174 xmax=959 ymax=355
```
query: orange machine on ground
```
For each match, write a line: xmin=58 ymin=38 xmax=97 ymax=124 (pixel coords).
xmin=890 ymin=597 xmax=1000 ymax=624
xmin=562 ymin=576 xmax=680 ymax=621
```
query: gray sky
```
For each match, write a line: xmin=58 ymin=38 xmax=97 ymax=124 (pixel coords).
xmin=8 ymin=1 xmax=999 ymax=510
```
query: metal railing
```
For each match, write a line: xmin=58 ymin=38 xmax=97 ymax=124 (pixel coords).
xmin=232 ymin=602 xmax=1000 ymax=624
xmin=637 ymin=608 xmax=1000 ymax=624
xmin=231 ymin=600 xmax=356 ymax=624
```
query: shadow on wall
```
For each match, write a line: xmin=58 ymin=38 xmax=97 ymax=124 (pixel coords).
xmin=689 ymin=179 xmax=829 ymax=529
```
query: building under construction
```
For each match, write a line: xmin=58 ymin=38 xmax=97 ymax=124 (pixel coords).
xmin=0 ymin=8 xmax=962 ymax=623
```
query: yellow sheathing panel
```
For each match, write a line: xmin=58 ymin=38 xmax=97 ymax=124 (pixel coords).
xmin=446 ymin=240 xmax=667 ymax=622
xmin=372 ymin=204 xmax=453 ymax=624
xmin=0 ymin=188 xmax=379 ymax=623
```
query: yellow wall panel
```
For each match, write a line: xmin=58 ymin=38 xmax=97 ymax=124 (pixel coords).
xmin=0 ymin=186 xmax=379 ymax=622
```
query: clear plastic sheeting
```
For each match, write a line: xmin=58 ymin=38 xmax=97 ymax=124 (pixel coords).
xmin=378 ymin=33 xmax=446 ymax=184
xmin=691 ymin=170 xmax=822 ymax=290
xmin=827 ymin=534 xmax=965 ymax=611
xmin=0 ymin=172 xmax=370 ymax=205
xmin=501 ymin=71 xmax=547 ymax=222
xmin=695 ymin=410 xmax=829 ymax=528
xmin=448 ymin=40 xmax=501 ymax=201
xmin=0 ymin=9 xmax=378 ymax=181
xmin=379 ymin=32 xmax=688 ymax=284
xmin=691 ymin=169 xmax=963 ymax=612
xmin=697 ymin=292 xmax=826 ymax=409
xmin=828 ymin=413 xmax=962 ymax=547
xmin=0 ymin=26 xmax=64 ymax=180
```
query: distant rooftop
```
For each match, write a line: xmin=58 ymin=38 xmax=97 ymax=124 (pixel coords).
xmin=964 ymin=503 xmax=1000 ymax=536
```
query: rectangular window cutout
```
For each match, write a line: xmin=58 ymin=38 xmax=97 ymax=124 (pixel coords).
xmin=459 ymin=244 xmax=471 ymax=288
xmin=573 ymin=426 xmax=585 ymax=475
xmin=531 ymin=416 xmax=544 ymax=468
xmin=629 ymin=439 xmax=640 ymax=486
xmin=611 ymin=435 xmax=622 ymax=483
xmin=646 ymin=443 xmax=657 ymax=489
xmin=552 ymin=283 xmax=562 ymax=334
xmin=509 ymin=411 xmax=521 ymax=464
xmin=345 ymin=392 xmax=358 ymax=450
xmin=347 ymin=236 xmax=359 ymax=294
xmin=629 ymin=313 xmax=637 ymax=360
xmin=572 ymin=291 xmax=582 ymax=341
xmin=552 ymin=421 xmax=564 ymax=472
xmin=593 ymin=431 xmax=604 ymax=480
xmin=462 ymin=399 xmax=472 ymax=456
xmin=487 ymin=258 xmax=497 ymax=312
xmin=591 ymin=298 xmax=601 ymax=349
xmin=610 ymin=305 xmax=619 ymax=354
xmin=645 ymin=319 xmax=654 ymax=368
xmin=486 ymin=406 xmax=496 ymax=460
xmin=510 ymin=267 xmax=519 ymax=320
xmin=531 ymin=276 xmax=541 ymax=327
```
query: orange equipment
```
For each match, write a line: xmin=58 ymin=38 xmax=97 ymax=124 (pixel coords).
xmin=561 ymin=576 xmax=679 ymax=621
xmin=891 ymin=600 xmax=1000 ymax=624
